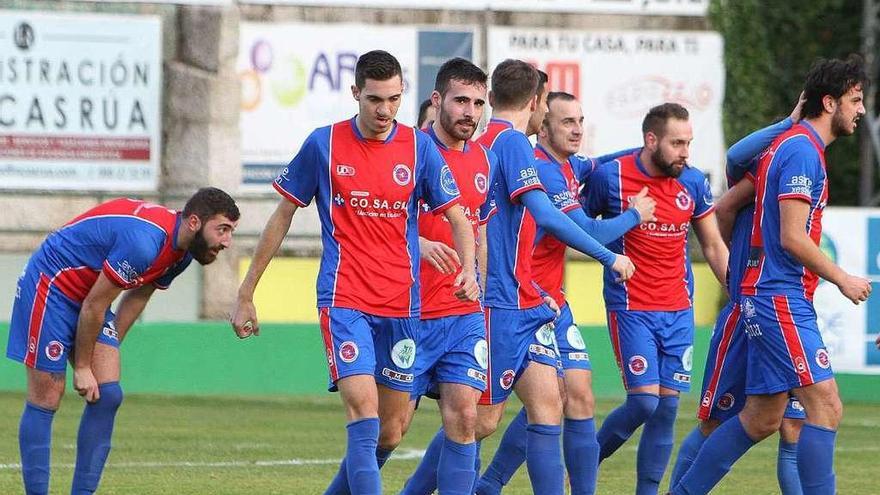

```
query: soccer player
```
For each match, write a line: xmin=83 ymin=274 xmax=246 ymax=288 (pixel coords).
xmin=474 ymin=91 xmax=655 ymax=495
xmin=231 ymin=50 xmax=478 ymax=495
xmin=669 ymin=57 xmax=870 ymax=495
xmin=7 ymin=187 xmax=240 ymax=495
xmin=584 ymin=102 xmax=728 ymax=495
xmin=418 ymin=98 xmax=437 ymax=130
xmin=670 ymin=95 xmax=809 ymax=495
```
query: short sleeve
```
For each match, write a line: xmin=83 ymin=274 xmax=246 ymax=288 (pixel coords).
xmin=153 ymin=255 xmax=194 ymax=290
xmin=416 ymin=132 xmax=460 ymax=213
xmin=273 ymin=128 xmax=328 ymax=207
xmin=776 ymin=142 xmax=822 ymax=203
xmin=496 ymin=133 xmax=544 ymax=202
xmin=569 ymin=154 xmax=598 ymax=184
xmin=536 ymin=160 xmax=579 ymax=213
xmin=103 ymin=228 xmax=163 ymax=288
xmin=479 ymin=149 xmax=500 ymax=224
xmin=692 ymin=173 xmax=716 ymax=219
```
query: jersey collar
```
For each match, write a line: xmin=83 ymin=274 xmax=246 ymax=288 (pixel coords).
xmin=534 ymin=143 xmax=567 ymax=167
xmin=350 ymin=115 xmax=399 ymax=143
xmin=172 ymin=213 xmax=182 ymax=251
xmin=489 ymin=117 xmax=515 ymax=130
xmin=427 ymin=123 xmax=470 ymax=153
xmin=799 ymin=121 xmax=827 ymax=151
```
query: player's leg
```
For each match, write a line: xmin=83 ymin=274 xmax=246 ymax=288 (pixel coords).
xmin=597 ymin=311 xmax=661 ymax=462
xmin=515 ymin=360 xmax=565 ymax=495
xmin=777 ymin=398 xmax=805 ymax=495
xmin=20 ymin=368 xmax=65 ymax=495
xmin=435 ymin=382 xmax=482 ymax=495
xmin=72 ymin=337 xmax=122 ymax=495
xmin=792 ymin=378 xmax=840 ymax=495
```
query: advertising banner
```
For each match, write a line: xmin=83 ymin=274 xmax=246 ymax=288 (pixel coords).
xmin=0 ymin=11 xmax=162 ymax=191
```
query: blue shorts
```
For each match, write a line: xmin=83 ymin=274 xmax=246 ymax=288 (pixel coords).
xmin=6 ymin=260 xmax=119 ymax=373
xmin=741 ymin=295 xmax=833 ymax=395
xmin=480 ymin=304 xmax=557 ymax=405
xmin=554 ymin=303 xmax=591 ymax=372
xmin=411 ymin=312 xmax=488 ymax=399
xmin=785 ymin=395 xmax=806 ymax=420
xmin=319 ymin=307 xmax=419 ymax=393
xmin=607 ymin=308 xmax=695 ymax=392
xmin=698 ymin=302 xmax=747 ymax=421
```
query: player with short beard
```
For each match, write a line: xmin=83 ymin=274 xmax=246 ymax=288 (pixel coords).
xmin=8 ymin=187 xmax=239 ymax=495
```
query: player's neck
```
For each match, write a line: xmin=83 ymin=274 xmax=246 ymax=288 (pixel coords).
xmin=802 ymin=117 xmax=835 ymax=147
xmin=431 ymin=121 xmax=466 ymax=151
xmin=491 ymin=110 xmax=530 ymax=133
xmin=539 ymin=140 xmax=569 ymax=164
xmin=638 ymin=148 xmax=665 ymax=177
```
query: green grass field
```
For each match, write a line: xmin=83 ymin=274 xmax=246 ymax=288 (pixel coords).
xmin=0 ymin=392 xmax=877 ymax=494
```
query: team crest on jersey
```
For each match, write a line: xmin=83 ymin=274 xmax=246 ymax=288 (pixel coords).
xmin=566 ymin=325 xmax=586 ymax=350
xmin=815 ymin=348 xmax=831 ymax=369
xmin=392 ymin=339 xmax=416 ymax=369
xmin=741 ymin=298 xmax=756 ymax=319
xmin=500 ymin=369 xmax=516 ymax=390
xmin=45 ymin=341 xmax=64 ymax=362
xmin=682 ymin=345 xmax=694 ymax=372
xmin=336 ymin=164 xmax=356 ymax=177
xmin=717 ymin=393 xmax=735 ymax=411
xmin=628 ymin=355 xmax=648 ymax=375
xmin=674 ymin=191 xmax=693 ymax=211
xmin=339 ymin=341 xmax=359 ymax=363
xmin=535 ymin=323 xmax=555 ymax=346
xmin=393 ymin=164 xmax=412 ymax=186
xmin=440 ymin=165 xmax=460 ymax=196
xmin=475 ymin=173 xmax=488 ymax=194
xmin=474 ymin=339 xmax=489 ymax=370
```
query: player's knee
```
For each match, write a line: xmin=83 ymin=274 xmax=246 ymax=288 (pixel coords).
xmin=475 ymin=414 xmax=500 ymax=440
xmin=626 ymin=393 xmax=660 ymax=421
xmin=698 ymin=418 xmax=721 ymax=436
xmin=378 ymin=424 xmax=404 ymax=452
xmin=28 ymin=384 xmax=65 ymax=411
xmin=94 ymin=382 xmax=123 ymax=410
xmin=741 ymin=409 xmax=783 ymax=440
xmin=563 ymin=389 xmax=594 ymax=418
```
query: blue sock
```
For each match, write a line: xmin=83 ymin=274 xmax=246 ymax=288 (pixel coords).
xmin=476 ymin=407 xmax=527 ymax=494
xmin=438 ymin=437 xmax=477 ymax=495
xmin=341 ymin=417 xmax=381 ymax=495
xmin=71 ymin=382 xmax=124 ymax=495
xmin=526 ymin=423 xmax=564 ymax=494
xmin=471 ymin=440 xmax=481 ymax=493
xmin=636 ymin=395 xmax=678 ymax=495
xmin=671 ymin=416 xmax=755 ymax=495
xmin=400 ymin=427 xmax=445 ymax=495
xmin=777 ymin=438 xmax=802 ymax=495
xmin=326 ymin=445 xmax=391 ymax=493
xmin=19 ymin=402 xmax=55 ymax=495
xmin=597 ymin=393 xmax=659 ymax=462
xmin=669 ymin=426 xmax=707 ymax=488
xmin=375 ymin=446 xmax=393 ymax=470
xmin=563 ymin=417 xmax=599 ymax=495
xmin=797 ymin=424 xmax=836 ymax=495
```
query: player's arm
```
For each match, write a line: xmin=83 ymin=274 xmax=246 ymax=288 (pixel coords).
xmin=715 ymin=178 xmax=756 ymax=245
xmin=726 ymin=92 xmax=805 ymax=180
xmin=519 ymin=189 xmax=635 ymax=281
xmin=419 ymin=236 xmax=460 ymax=275
xmin=74 ymin=273 xmax=125 ymax=402
xmin=779 ymin=200 xmax=871 ymax=304
xmin=114 ymin=284 xmax=157 ymax=342
xmin=692 ymin=212 xmax=729 ymax=287
xmin=567 ymin=186 xmax=655 ymax=244
xmin=477 ymin=223 xmax=488 ymax=295
xmin=233 ymin=199 xmax=298 ymax=337
xmin=442 ymin=206 xmax=479 ymax=301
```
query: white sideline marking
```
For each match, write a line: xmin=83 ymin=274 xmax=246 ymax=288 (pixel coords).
xmin=0 ymin=448 xmax=426 ymax=470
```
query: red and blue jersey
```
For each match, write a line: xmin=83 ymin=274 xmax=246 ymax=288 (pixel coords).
xmin=419 ymin=126 xmax=497 ymax=319
xmin=727 ymin=167 xmax=758 ymax=302
xmin=475 ymin=118 xmax=546 ymax=310
xmin=585 ymin=151 xmax=715 ymax=311
xmin=530 ymin=144 xmax=598 ymax=307
xmin=275 ymin=117 xmax=460 ymax=318
xmin=741 ymin=122 xmax=828 ymax=301
xmin=30 ymin=198 xmax=191 ymax=303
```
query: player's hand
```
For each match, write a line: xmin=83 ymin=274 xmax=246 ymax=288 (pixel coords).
xmin=629 ymin=186 xmax=657 ymax=223
xmin=790 ymin=91 xmax=806 ymax=123
xmin=454 ymin=269 xmax=480 ymax=302
xmin=420 ymin=238 xmax=461 ymax=275
xmin=231 ymin=299 xmax=260 ymax=338
xmin=875 ymin=332 xmax=880 ymax=350
xmin=836 ymin=274 xmax=871 ymax=305
xmin=543 ymin=295 xmax=561 ymax=317
xmin=611 ymin=255 xmax=636 ymax=282
xmin=74 ymin=367 xmax=100 ymax=403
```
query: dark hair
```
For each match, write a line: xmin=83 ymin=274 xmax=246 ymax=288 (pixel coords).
xmin=537 ymin=69 xmax=549 ymax=98
xmin=490 ymin=59 xmax=540 ymax=110
xmin=183 ymin=187 xmax=240 ymax=222
xmin=642 ymin=103 xmax=689 ymax=137
xmin=418 ymin=99 xmax=433 ymax=128
xmin=546 ymin=91 xmax=577 ymax=106
xmin=434 ymin=57 xmax=488 ymax=96
xmin=802 ymin=55 xmax=869 ymax=119
xmin=355 ymin=50 xmax=402 ymax=89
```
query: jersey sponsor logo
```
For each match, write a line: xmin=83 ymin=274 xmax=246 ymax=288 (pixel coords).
xmin=28 ymin=336 xmax=37 ymax=354
xmin=674 ymin=191 xmax=693 ymax=211
xmin=673 ymin=372 xmax=691 ymax=383
xmin=440 ymin=165 xmax=460 ymax=196
xmin=45 ymin=340 xmax=64 ymax=361
xmin=391 ymin=338 xmax=416 ymax=369
xmin=535 ymin=323 xmax=555 ymax=346
xmin=334 ymin=193 xmax=345 ymax=206
xmin=500 ymin=369 xmax=516 ymax=390
xmin=517 ymin=167 xmax=541 ymax=188
xmin=381 ymin=367 xmax=414 ymax=383
xmin=815 ymin=348 xmax=831 ymax=369
xmin=474 ymin=339 xmax=489 ymax=370
xmin=393 ymin=163 xmax=412 ymax=186
xmin=567 ymin=352 xmax=590 ymax=362
xmin=638 ymin=221 xmax=689 ymax=234
xmin=717 ymin=392 xmax=735 ymax=411
xmin=336 ymin=164 xmax=356 ymax=177
xmin=115 ymin=260 xmax=142 ymax=284
xmin=790 ymin=399 xmax=804 ymax=412
xmin=566 ymin=325 xmax=586 ymax=350
xmin=102 ymin=321 xmax=119 ymax=341
xmin=529 ymin=343 xmax=557 ymax=359
xmin=475 ymin=173 xmax=488 ymax=194
xmin=785 ymin=175 xmax=813 ymax=196
xmin=338 ymin=341 xmax=359 ymax=363
xmin=628 ymin=355 xmax=648 ymax=375
xmin=467 ymin=368 xmax=487 ymax=384
xmin=794 ymin=356 xmax=808 ymax=374
xmin=701 ymin=390 xmax=713 ymax=407
xmin=741 ymin=298 xmax=756 ymax=319
xmin=682 ymin=345 xmax=694 ymax=372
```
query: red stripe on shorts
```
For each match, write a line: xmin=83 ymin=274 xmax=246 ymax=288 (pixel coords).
xmin=773 ymin=296 xmax=814 ymax=387
xmin=24 ymin=274 xmax=52 ymax=368
xmin=697 ymin=304 xmax=741 ymax=420
xmin=319 ymin=308 xmax=339 ymax=382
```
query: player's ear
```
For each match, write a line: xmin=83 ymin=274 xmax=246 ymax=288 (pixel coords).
xmin=351 ymin=84 xmax=360 ymax=101
xmin=822 ymin=94 xmax=836 ymax=114
xmin=529 ymin=93 xmax=538 ymax=112
xmin=431 ymin=90 xmax=441 ymax=109
xmin=186 ymin=214 xmax=202 ymax=232
xmin=644 ymin=131 xmax=657 ymax=150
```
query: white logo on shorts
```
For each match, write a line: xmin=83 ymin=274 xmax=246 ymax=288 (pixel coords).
xmin=391 ymin=338 xmax=417 ymax=369
xmin=628 ymin=355 xmax=648 ymax=376
xmin=535 ymin=323 xmax=555 ymax=346
xmin=682 ymin=345 xmax=694 ymax=372
xmin=815 ymin=348 xmax=831 ymax=369
xmin=741 ymin=298 xmax=756 ymax=319
xmin=566 ymin=325 xmax=586 ymax=350
xmin=474 ymin=339 xmax=489 ymax=370
xmin=339 ymin=341 xmax=359 ymax=363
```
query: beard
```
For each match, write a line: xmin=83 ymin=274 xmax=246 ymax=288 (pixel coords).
xmin=189 ymin=227 xmax=219 ymax=265
xmin=830 ymin=108 xmax=856 ymax=138
xmin=439 ymin=109 xmax=476 ymax=141
xmin=652 ymin=147 xmax=685 ymax=178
